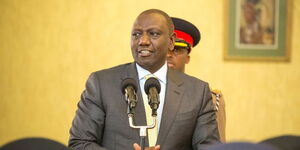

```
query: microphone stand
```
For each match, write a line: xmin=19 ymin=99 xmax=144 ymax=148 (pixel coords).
xmin=128 ymin=114 xmax=157 ymax=150
xmin=124 ymin=83 xmax=159 ymax=150
xmin=127 ymin=98 xmax=157 ymax=150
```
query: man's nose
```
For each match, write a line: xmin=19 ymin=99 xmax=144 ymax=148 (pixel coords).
xmin=167 ymin=50 xmax=174 ymax=58
xmin=138 ymin=34 xmax=150 ymax=46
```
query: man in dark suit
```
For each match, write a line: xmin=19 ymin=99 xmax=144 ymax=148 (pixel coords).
xmin=68 ymin=9 xmax=220 ymax=150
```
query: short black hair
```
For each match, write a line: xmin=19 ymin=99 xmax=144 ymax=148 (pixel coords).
xmin=139 ymin=9 xmax=174 ymax=35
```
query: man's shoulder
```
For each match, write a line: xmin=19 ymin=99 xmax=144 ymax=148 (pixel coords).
xmin=185 ymin=73 xmax=207 ymax=85
xmin=93 ymin=62 xmax=133 ymax=75
xmin=170 ymin=68 xmax=208 ymax=85
xmin=85 ymin=63 xmax=135 ymax=81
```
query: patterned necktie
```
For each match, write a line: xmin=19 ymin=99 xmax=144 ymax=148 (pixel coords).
xmin=142 ymin=74 xmax=158 ymax=147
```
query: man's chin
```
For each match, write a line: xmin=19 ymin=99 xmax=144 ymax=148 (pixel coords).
xmin=136 ymin=61 xmax=152 ymax=69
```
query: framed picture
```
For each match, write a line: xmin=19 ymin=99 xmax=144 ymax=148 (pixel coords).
xmin=224 ymin=0 xmax=292 ymax=61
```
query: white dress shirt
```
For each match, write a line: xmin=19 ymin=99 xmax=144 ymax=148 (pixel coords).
xmin=136 ymin=62 xmax=167 ymax=132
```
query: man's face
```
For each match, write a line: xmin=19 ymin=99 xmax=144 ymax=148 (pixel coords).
xmin=131 ymin=13 xmax=174 ymax=73
xmin=167 ymin=47 xmax=190 ymax=72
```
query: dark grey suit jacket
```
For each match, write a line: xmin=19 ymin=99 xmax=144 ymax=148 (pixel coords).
xmin=69 ymin=63 xmax=220 ymax=150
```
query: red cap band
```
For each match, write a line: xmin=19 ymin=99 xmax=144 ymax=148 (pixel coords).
xmin=174 ymin=30 xmax=194 ymax=47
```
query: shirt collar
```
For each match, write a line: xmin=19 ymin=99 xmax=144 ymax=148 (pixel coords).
xmin=136 ymin=62 xmax=167 ymax=84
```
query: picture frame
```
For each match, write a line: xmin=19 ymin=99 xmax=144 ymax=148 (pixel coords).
xmin=224 ymin=0 xmax=292 ymax=61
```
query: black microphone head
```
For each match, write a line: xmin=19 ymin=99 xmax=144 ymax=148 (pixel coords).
xmin=144 ymin=77 xmax=161 ymax=94
xmin=121 ymin=78 xmax=137 ymax=94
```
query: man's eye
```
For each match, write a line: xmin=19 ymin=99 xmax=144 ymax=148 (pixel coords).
xmin=149 ymin=31 xmax=160 ymax=37
xmin=173 ymin=49 xmax=181 ymax=53
xmin=132 ymin=32 xmax=141 ymax=37
xmin=172 ymin=48 xmax=188 ymax=55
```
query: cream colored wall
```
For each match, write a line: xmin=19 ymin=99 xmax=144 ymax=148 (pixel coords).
xmin=0 ymin=0 xmax=299 ymax=146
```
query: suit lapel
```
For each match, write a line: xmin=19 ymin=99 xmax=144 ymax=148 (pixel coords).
xmin=156 ymin=69 xmax=184 ymax=146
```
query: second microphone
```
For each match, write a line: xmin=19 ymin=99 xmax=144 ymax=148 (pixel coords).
xmin=144 ymin=77 xmax=161 ymax=117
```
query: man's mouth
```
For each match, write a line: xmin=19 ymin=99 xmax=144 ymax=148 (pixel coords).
xmin=138 ymin=50 xmax=152 ymax=57
xmin=167 ymin=62 xmax=175 ymax=68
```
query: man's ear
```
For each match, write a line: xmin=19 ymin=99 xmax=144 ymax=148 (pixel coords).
xmin=169 ymin=32 xmax=176 ymax=51
xmin=185 ymin=55 xmax=190 ymax=64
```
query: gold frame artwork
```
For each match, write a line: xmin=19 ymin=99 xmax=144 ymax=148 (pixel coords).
xmin=224 ymin=0 xmax=292 ymax=61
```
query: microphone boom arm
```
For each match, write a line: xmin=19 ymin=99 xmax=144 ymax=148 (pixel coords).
xmin=128 ymin=114 xmax=157 ymax=137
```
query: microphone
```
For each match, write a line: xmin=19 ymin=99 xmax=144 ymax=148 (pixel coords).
xmin=121 ymin=78 xmax=138 ymax=115
xmin=144 ymin=77 xmax=161 ymax=116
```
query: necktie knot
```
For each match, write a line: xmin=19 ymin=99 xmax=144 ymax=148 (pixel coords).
xmin=144 ymin=74 xmax=154 ymax=80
